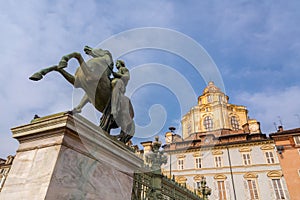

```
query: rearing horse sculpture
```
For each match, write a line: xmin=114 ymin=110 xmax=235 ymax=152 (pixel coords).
xmin=29 ymin=46 xmax=135 ymax=143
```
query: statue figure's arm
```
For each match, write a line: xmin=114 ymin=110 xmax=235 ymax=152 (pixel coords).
xmin=113 ymin=68 xmax=129 ymax=78
xmin=113 ymin=71 xmax=123 ymax=78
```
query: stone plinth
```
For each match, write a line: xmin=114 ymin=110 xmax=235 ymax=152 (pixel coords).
xmin=0 ymin=112 xmax=143 ymax=200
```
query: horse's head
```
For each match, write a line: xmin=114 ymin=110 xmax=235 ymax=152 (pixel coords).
xmin=84 ymin=46 xmax=113 ymax=69
xmin=84 ymin=46 xmax=112 ymax=58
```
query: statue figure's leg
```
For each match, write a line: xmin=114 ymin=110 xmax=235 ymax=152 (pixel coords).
xmin=119 ymin=132 xmax=133 ymax=144
xmin=111 ymin=90 xmax=119 ymax=117
xmin=118 ymin=130 xmax=127 ymax=143
xmin=123 ymin=121 xmax=135 ymax=143
xmin=111 ymin=80 xmax=124 ymax=117
xmin=118 ymin=119 xmax=135 ymax=144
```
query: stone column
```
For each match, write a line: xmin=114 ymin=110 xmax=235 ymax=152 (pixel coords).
xmin=0 ymin=112 xmax=143 ymax=200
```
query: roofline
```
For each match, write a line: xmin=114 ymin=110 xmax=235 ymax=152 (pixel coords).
xmin=269 ymin=128 xmax=300 ymax=137
xmin=163 ymin=138 xmax=273 ymax=152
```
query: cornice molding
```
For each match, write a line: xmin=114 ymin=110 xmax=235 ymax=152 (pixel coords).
xmin=212 ymin=150 xmax=223 ymax=155
xmin=214 ymin=174 xmax=227 ymax=180
xmin=176 ymin=176 xmax=187 ymax=183
xmin=267 ymin=171 xmax=283 ymax=178
xmin=164 ymin=140 xmax=274 ymax=154
xmin=239 ymin=147 xmax=252 ymax=152
xmin=193 ymin=175 xmax=203 ymax=181
xmin=176 ymin=154 xmax=186 ymax=159
xmin=192 ymin=152 xmax=203 ymax=157
xmin=260 ymin=144 xmax=274 ymax=150
xmin=244 ymin=172 xmax=258 ymax=179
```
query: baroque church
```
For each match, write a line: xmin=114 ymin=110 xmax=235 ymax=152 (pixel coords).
xmin=158 ymin=81 xmax=290 ymax=200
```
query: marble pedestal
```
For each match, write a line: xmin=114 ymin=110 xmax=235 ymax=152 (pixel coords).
xmin=0 ymin=112 xmax=143 ymax=200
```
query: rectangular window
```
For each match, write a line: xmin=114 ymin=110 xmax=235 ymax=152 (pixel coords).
xmin=247 ymin=180 xmax=259 ymax=200
xmin=298 ymin=149 xmax=300 ymax=155
xmin=178 ymin=159 xmax=184 ymax=170
xmin=294 ymin=136 xmax=300 ymax=146
xmin=265 ymin=151 xmax=275 ymax=164
xmin=272 ymin=179 xmax=286 ymax=199
xmin=217 ymin=181 xmax=227 ymax=200
xmin=196 ymin=181 xmax=201 ymax=189
xmin=242 ymin=153 xmax=251 ymax=165
xmin=215 ymin=156 xmax=223 ymax=168
xmin=195 ymin=157 xmax=202 ymax=169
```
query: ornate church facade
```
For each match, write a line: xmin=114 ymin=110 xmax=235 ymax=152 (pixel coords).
xmin=161 ymin=82 xmax=290 ymax=200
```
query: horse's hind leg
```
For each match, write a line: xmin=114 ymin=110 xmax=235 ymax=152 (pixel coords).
xmin=71 ymin=94 xmax=90 ymax=114
xmin=29 ymin=65 xmax=58 ymax=81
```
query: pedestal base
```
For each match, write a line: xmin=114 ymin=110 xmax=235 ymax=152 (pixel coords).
xmin=0 ymin=112 xmax=143 ymax=200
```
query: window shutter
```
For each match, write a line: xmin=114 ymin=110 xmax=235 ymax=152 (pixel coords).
xmin=225 ymin=180 xmax=231 ymax=200
xmin=243 ymin=180 xmax=250 ymax=200
xmin=213 ymin=181 xmax=219 ymax=199
xmin=268 ymin=179 xmax=275 ymax=199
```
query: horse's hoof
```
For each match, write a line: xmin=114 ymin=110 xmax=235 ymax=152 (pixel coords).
xmin=29 ymin=72 xmax=43 ymax=81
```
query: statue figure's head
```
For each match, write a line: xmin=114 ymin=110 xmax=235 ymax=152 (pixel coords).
xmin=116 ymin=60 xmax=125 ymax=69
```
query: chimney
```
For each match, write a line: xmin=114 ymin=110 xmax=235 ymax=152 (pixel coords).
xmin=277 ymin=126 xmax=284 ymax=132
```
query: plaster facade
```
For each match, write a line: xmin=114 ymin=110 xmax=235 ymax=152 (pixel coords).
xmin=270 ymin=128 xmax=300 ymax=200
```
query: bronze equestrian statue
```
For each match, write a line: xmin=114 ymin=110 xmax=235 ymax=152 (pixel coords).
xmin=29 ymin=46 xmax=135 ymax=143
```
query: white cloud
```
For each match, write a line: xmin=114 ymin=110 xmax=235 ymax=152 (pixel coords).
xmin=0 ymin=0 xmax=176 ymax=157
xmin=1 ymin=1 xmax=300 ymax=158
xmin=236 ymin=86 xmax=300 ymax=133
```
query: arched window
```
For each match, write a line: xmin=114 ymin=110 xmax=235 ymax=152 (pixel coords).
xmin=231 ymin=116 xmax=239 ymax=130
xmin=244 ymin=173 xmax=259 ymax=200
xmin=203 ymin=116 xmax=213 ymax=131
xmin=214 ymin=174 xmax=227 ymax=200
xmin=207 ymin=95 xmax=212 ymax=103
xmin=267 ymin=171 xmax=287 ymax=199
xmin=187 ymin=123 xmax=191 ymax=135
xmin=219 ymin=95 xmax=223 ymax=102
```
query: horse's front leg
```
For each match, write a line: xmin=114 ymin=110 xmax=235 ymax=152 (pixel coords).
xmin=29 ymin=65 xmax=58 ymax=81
xmin=58 ymin=52 xmax=98 ymax=80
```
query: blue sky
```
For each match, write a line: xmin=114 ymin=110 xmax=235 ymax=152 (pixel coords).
xmin=1 ymin=1 xmax=300 ymax=158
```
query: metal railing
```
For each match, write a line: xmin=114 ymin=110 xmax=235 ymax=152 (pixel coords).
xmin=131 ymin=172 xmax=202 ymax=200
xmin=131 ymin=137 xmax=210 ymax=200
